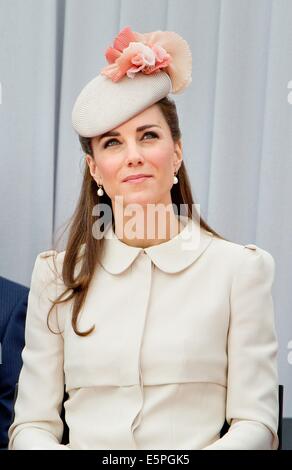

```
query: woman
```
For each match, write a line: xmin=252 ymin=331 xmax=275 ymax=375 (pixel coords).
xmin=8 ymin=26 xmax=279 ymax=450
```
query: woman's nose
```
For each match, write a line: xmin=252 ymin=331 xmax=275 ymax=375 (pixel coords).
xmin=124 ymin=143 xmax=145 ymax=165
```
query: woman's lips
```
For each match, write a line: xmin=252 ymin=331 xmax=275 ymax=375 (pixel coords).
xmin=123 ymin=176 xmax=153 ymax=184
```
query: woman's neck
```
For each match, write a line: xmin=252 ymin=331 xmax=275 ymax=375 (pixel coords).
xmin=112 ymin=205 xmax=184 ymax=249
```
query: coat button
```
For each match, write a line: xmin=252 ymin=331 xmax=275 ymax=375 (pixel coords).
xmin=39 ymin=250 xmax=57 ymax=258
xmin=244 ymin=243 xmax=257 ymax=250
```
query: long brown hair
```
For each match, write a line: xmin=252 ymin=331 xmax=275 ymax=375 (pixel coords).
xmin=47 ymin=96 xmax=227 ymax=337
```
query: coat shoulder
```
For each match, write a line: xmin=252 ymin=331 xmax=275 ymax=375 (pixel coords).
xmin=36 ymin=244 xmax=85 ymax=279
xmin=38 ymin=249 xmax=58 ymax=259
xmin=209 ymin=235 xmax=275 ymax=272
xmin=33 ymin=250 xmax=67 ymax=286
xmin=38 ymin=249 xmax=66 ymax=263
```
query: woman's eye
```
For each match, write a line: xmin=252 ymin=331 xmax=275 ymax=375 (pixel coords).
xmin=143 ymin=131 xmax=158 ymax=140
xmin=103 ymin=138 xmax=119 ymax=148
xmin=103 ymin=131 xmax=158 ymax=148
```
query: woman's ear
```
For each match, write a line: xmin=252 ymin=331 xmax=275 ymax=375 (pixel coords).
xmin=85 ymin=154 xmax=97 ymax=179
xmin=174 ymin=140 xmax=183 ymax=170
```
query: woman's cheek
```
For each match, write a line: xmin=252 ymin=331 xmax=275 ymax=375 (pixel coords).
xmin=99 ymin=160 xmax=120 ymax=183
xmin=153 ymin=151 xmax=174 ymax=182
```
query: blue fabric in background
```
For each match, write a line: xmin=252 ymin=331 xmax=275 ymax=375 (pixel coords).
xmin=0 ymin=277 xmax=28 ymax=449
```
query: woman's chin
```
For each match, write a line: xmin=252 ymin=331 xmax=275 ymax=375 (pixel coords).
xmin=122 ymin=192 xmax=159 ymax=207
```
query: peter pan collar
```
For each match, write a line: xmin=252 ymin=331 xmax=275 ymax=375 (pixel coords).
xmin=99 ymin=215 xmax=214 ymax=275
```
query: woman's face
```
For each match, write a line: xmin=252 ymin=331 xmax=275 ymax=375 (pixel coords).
xmin=86 ymin=104 xmax=183 ymax=208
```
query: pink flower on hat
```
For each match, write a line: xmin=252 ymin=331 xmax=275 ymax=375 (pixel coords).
xmin=101 ymin=26 xmax=172 ymax=82
xmin=100 ymin=26 xmax=192 ymax=94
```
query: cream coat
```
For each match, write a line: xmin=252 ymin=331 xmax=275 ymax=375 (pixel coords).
xmin=8 ymin=216 xmax=279 ymax=450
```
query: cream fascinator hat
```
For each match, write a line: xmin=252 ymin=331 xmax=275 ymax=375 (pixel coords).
xmin=71 ymin=26 xmax=192 ymax=138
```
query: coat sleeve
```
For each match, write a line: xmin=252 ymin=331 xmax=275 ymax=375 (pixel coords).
xmin=203 ymin=245 xmax=279 ymax=450
xmin=7 ymin=251 xmax=70 ymax=450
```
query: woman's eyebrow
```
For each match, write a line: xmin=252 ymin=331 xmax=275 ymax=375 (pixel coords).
xmin=98 ymin=124 xmax=161 ymax=142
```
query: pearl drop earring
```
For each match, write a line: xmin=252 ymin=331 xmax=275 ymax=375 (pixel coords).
xmin=173 ymin=172 xmax=178 ymax=184
xmin=97 ymin=183 xmax=104 ymax=196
